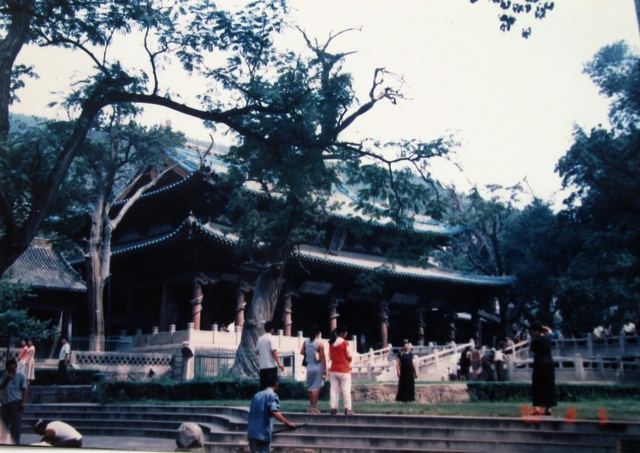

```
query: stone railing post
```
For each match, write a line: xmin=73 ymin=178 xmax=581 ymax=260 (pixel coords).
xmin=617 ymin=356 xmax=624 ymax=382
xmin=277 ymin=329 xmax=283 ymax=349
xmin=587 ymin=334 xmax=594 ymax=357
xmin=574 ymin=354 xmax=584 ymax=381
xmin=619 ymin=332 xmax=627 ymax=355
xmin=212 ymin=324 xmax=218 ymax=344
xmin=181 ymin=342 xmax=194 ymax=381
xmin=187 ymin=322 xmax=195 ymax=343
xmin=597 ymin=355 xmax=604 ymax=379
xmin=506 ymin=356 xmax=514 ymax=381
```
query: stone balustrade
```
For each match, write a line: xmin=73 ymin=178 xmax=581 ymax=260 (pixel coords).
xmin=508 ymin=354 xmax=640 ymax=383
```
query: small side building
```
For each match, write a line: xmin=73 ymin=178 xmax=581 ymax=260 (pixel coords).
xmin=3 ymin=239 xmax=87 ymax=355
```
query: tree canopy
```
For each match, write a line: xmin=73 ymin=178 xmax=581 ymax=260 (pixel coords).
xmin=0 ymin=0 xmax=451 ymax=278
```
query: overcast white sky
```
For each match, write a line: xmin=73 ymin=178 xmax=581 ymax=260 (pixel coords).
xmin=12 ymin=0 xmax=640 ymax=206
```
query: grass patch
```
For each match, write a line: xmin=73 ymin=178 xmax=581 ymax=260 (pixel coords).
xmin=118 ymin=398 xmax=640 ymax=422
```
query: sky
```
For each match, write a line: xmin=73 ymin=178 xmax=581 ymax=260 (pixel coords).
xmin=11 ymin=0 xmax=640 ymax=206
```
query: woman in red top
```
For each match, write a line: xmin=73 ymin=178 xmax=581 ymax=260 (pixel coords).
xmin=329 ymin=325 xmax=353 ymax=415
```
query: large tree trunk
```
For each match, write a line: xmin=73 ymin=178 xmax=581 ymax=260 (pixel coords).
xmin=86 ymin=194 xmax=109 ymax=352
xmin=232 ymin=265 xmax=283 ymax=377
xmin=0 ymin=0 xmax=31 ymax=141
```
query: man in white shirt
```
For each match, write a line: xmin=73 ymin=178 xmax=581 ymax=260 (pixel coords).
xmin=33 ymin=419 xmax=82 ymax=448
xmin=256 ymin=321 xmax=285 ymax=389
xmin=58 ymin=337 xmax=71 ymax=384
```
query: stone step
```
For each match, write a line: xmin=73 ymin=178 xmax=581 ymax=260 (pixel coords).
xmin=22 ymin=404 xmax=639 ymax=453
xmin=23 ymin=411 xmax=627 ymax=450
xmin=25 ymin=404 xmax=640 ymax=438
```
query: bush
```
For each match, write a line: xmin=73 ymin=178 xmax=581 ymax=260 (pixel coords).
xmin=467 ymin=382 xmax=640 ymax=402
xmin=100 ymin=378 xmax=316 ymax=403
xmin=31 ymin=369 xmax=99 ymax=386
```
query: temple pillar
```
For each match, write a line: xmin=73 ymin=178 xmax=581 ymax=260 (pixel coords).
xmin=417 ymin=309 xmax=425 ymax=346
xmin=235 ymin=282 xmax=249 ymax=330
xmin=282 ymin=291 xmax=293 ymax=337
xmin=472 ymin=309 xmax=481 ymax=346
xmin=446 ymin=312 xmax=457 ymax=343
xmin=191 ymin=281 xmax=203 ymax=331
xmin=379 ymin=301 xmax=389 ymax=349
xmin=328 ymin=297 xmax=342 ymax=333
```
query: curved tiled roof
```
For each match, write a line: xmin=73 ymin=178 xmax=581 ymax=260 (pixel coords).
xmin=294 ymin=245 xmax=515 ymax=288
xmin=115 ymin=146 xmax=464 ymax=237
xmin=4 ymin=242 xmax=86 ymax=292
xmin=111 ymin=216 xmax=236 ymax=256
xmin=110 ymin=216 xmax=512 ymax=288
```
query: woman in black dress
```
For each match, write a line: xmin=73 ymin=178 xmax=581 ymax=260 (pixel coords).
xmin=396 ymin=341 xmax=418 ymax=402
xmin=530 ymin=323 xmax=557 ymax=415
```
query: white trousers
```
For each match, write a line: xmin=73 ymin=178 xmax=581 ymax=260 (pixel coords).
xmin=329 ymin=371 xmax=352 ymax=410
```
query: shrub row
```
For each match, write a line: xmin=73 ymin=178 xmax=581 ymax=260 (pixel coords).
xmin=467 ymin=382 xmax=640 ymax=402
xmin=100 ymin=378 xmax=330 ymax=403
xmin=30 ymin=369 xmax=99 ymax=386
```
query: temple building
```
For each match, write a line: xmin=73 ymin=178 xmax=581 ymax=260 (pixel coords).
xmin=70 ymin=146 xmax=513 ymax=348
xmin=3 ymin=239 xmax=87 ymax=352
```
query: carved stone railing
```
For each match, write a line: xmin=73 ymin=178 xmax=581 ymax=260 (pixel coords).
xmin=551 ymin=333 xmax=640 ymax=358
xmin=508 ymin=355 xmax=640 ymax=383
xmin=130 ymin=323 xmax=306 ymax=355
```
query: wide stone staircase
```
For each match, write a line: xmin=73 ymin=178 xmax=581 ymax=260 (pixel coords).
xmin=21 ymin=403 xmax=640 ymax=452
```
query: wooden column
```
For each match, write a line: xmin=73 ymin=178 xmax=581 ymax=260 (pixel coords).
xmin=235 ymin=283 xmax=249 ymax=330
xmin=328 ymin=297 xmax=342 ymax=333
xmin=191 ymin=281 xmax=203 ymax=331
xmin=282 ymin=292 xmax=293 ymax=337
xmin=417 ymin=309 xmax=425 ymax=346
xmin=446 ymin=312 xmax=457 ymax=343
xmin=379 ymin=301 xmax=389 ymax=349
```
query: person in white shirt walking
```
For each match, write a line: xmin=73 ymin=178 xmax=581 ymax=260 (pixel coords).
xmin=256 ymin=321 xmax=284 ymax=389
xmin=58 ymin=338 xmax=71 ymax=384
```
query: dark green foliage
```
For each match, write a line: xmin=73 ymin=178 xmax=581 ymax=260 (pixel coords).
xmin=467 ymin=382 xmax=640 ymax=402
xmin=29 ymin=369 xmax=99 ymax=386
xmin=0 ymin=281 xmax=56 ymax=346
xmin=99 ymin=378 xmax=320 ymax=404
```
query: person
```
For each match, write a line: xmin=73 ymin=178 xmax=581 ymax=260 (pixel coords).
xmin=469 ymin=346 xmax=482 ymax=380
xmin=529 ymin=323 xmax=557 ymax=416
xmin=494 ymin=343 xmax=506 ymax=382
xmin=58 ymin=337 xmax=71 ymax=384
xmin=256 ymin=321 xmax=285 ymax=389
xmin=247 ymin=374 xmax=296 ymax=453
xmin=300 ymin=325 xmax=326 ymax=413
xmin=459 ymin=346 xmax=471 ymax=381
xmin=395 ymin=341 xmax=417 ymax=402
xmin=16 ymin=340 xmax=28 ymax=375
xmin=25 ymin=339 xmax=35 ymax=385
xmin=0 ymin=358 xmax=28 ymax=445
xmin=481 ymin=348 xmax=495 ymax=381
xmin=592 ymin=324 xmax=604 ymax=340
xmin=603 ymin=323 xmax=612 ymax=337
xmin=621 ymin=319 xmax=636 ymax=336
xmin=328 ymin=325 xmax=353 ymax=415
xmin=33 ymin=419 xmax=83 ymax=448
